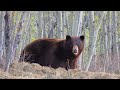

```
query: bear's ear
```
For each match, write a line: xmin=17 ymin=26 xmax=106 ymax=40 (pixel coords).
xmin=66 ymin=35 xmax=71 ymax=40
xmin=80 ymin=35 xmax=84 ymax=41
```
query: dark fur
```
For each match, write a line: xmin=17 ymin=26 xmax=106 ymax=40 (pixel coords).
xmin=19 ymin=35 xmax=85 ymax=70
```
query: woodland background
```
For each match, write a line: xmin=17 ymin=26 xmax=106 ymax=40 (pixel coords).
xmin=0 ymin=11 xmax=120 ymax=75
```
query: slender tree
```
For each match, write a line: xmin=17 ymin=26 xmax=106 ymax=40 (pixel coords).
xmin=0 ymin=11 xmax=5 ymax=68
xmin=86 ymin=11 xmax=106 ymax=71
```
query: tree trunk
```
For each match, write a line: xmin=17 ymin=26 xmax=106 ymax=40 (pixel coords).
xmin=0 ymin=11 xmax=5 ymax=68
xmin=111 ymin=11 xmax=119 ymax=72
xmin=77 ymin=11 xmax=84 ymax=36
xmin=4 ymin=11 xmax=26 ymax=72
xmin=57 ymin=11 xmax=63 ymax=38
xmin=4 ymin=11 xmax=11 ymax=71
xmin=72 ymin=11 xmax=80 ymax=36
xmin=102 ymin=14 xmax=108 ymax=72
xmin=43 ymin=12 xmax=47 ymax=38
xmin=86 ymin=11 xmax=106 ymax=71
xmin=37 ymin=11 xmax=43 ymax=38
xmin=48 ymin=12 xmax=57 ymax=38
xmin=107 ymin=11 xmax=112 ymax=72
xmin=87 ymin=11 xmax=95 ymax=71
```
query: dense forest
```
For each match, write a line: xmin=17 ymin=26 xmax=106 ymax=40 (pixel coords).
xmin=0 ymin=11 xmax=120 ymax=75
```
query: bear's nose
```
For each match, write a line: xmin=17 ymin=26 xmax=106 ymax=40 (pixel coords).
xmin=72 ymin=45 xmax=79 ymax=55
xmin=73 ymin=49 xmax=77 ymax=53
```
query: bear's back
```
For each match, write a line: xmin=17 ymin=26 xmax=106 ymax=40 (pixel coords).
xmin=20 ymin=38 xmax=65 ymax=58
xmin=19 ymin=38 xmax=65 ymax=66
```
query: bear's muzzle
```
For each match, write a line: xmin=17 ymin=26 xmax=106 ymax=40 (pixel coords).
xmin=72 ymin=45 xmax=79 ymax=56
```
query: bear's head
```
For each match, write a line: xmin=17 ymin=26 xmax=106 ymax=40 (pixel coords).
xmin=64 ymin=35 xmax=85 ymax=59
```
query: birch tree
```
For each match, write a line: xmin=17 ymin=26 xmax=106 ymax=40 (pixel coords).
xmin=48 ymin=12 xmax=57 ymax=38
xmin=77 ymin=11 xmax=84 ymax=69
xmin=0 ymin=11 xmax=4 ymax=68
xmin=107 ymin=11 xmax=112 ymax=70
xmin=102 ymin=14 xmax=108 ymax=72
xmin=77 ymin=11 xmax=84 ymax=36
xmin=42 ymin=12 xmax=47 ymax=38
xmin=19 ymin=12 xmax=31 ymax=59
xmin=4 ymin=11 xmax=26 ymax=71
xmin=62 ymin=11 xmax=65 ymax=38
xmin=37 ymin=11 xmax=43 ymax=38
xmin=86 ymin=11 xmax=95 ymax=71
xmin=4 ymin=11 xmax=11 ymax=71
xmin=57 ymin=11 xmax=63 ymax=38
xmin=86 ymin=11 xmax=106 ymax=71
xmin=72 ymin=11 xmax=80 ymax=36
xmin=111 ymin=11 xmax=119 ymax=72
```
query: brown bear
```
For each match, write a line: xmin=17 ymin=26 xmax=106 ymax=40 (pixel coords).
xmin=19 ymin=35 xmax=85 ymax=70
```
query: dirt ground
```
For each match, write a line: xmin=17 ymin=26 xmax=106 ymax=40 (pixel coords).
xmin=0 ymin=61 xmax=120 ymax=79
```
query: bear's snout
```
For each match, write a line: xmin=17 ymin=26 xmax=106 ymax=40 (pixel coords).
xmin=72 ymin=45 xmax=79 ymax=56
xmin=73 ymin=49 xmax=77 ymax=53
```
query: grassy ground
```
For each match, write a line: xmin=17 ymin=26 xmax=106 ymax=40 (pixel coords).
xmin=0 ymin=61 xmax=120 ymax=79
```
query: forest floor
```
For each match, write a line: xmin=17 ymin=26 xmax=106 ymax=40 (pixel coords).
xmin=0 ymin=61 xmax=120 ymax=79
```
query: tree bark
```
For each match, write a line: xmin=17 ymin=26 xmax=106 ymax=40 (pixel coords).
xmin=0 ymin=11 xmax=4 ymax=68
xmin=77 ymin=11 xmax=84 ymax=36
xmin=102 ymin=14 xmax=108 ymax=72
xmin=5 ymin=11 xmax=26 ymax=72
xmin=111 ymin=11 xmax=119 ymax=71
xmin=4 ymin=11 xmax=11 ymax=71
xmin=86 ymin=11 xmax=106 ymax=71
xmin=37 ymin=11 xmax=43 ymax=38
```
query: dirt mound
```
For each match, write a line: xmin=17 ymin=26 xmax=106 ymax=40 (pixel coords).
xmin=0 ymin=61 xmax=120 ymax=79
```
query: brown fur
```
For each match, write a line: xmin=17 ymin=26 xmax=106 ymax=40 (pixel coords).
xmin=19 ymin=35 xmax=85 ymax=70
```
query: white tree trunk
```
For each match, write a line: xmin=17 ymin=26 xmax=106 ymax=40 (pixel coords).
xmin=37 ymin=11 xmax=43 ymax=38
xmin=86 ymin=11 xmax=106 ymax=71
xmin=0 ymin=11 xmax=4 ymax=68
xmin=77 ymin=11 xmax=84 ymax=69
xmin=111 ymin=11 xmax=119 ymax=71
xmin=43 ymin=12 xmax=47 ymax=38
xmin=107 ymin=11 xmax=112 ymax=71
xmin=57 ymin=11 xmax=63 ymax=38
xmin=5 ymin=11 xmax=26 ymax=72
xmin=4 ymin=11 xmax=11 ymax=71
xmin=87 ymin=11 xmax=95 ymax=71
xmin=77 ymin=11 xmax=84 ymax=36
xmin=72 ymin=11 xmax=80 ymax=36
xmin=62 ymin=11 xmax=65 ymax=38
xmin=102 ymin=14 xmax=108 ymax=72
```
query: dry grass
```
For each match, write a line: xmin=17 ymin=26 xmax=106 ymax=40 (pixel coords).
xmin=0 ymin=61 xmax=120 ymax=79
